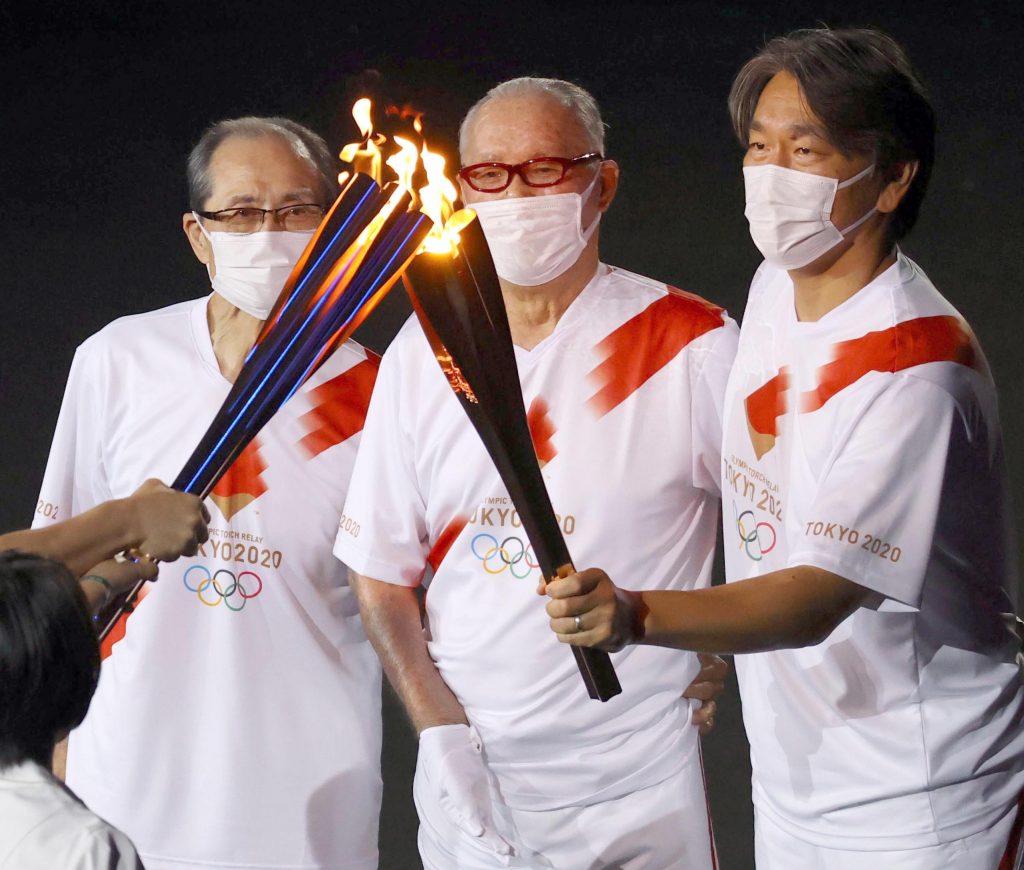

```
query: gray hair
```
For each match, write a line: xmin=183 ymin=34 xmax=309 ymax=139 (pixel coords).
xmin=459 ymin=77 xmax=606 ymax=160
xmin=186 ymin=116 xmax=338 ymax=210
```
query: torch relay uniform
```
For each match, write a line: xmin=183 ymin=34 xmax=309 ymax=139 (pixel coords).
xmin=33 ymin=295 xmax=383 ymax=870
xmin=0 ymin=760 xmax=143 ymax=869
xmin=335 ymin=264 xmax=738 ymax=868
xmin=722 ymin=252 xmax=1024 ymax=868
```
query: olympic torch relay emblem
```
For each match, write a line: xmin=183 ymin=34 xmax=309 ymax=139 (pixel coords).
xmin=209 ymin=437 xmax=268 ymax=521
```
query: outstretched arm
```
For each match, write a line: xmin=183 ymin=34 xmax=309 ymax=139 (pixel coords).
xmin=545 ymin=566 xmax=871 ymax=655
xmin=2 ymin=480 xmax=209 ymax=584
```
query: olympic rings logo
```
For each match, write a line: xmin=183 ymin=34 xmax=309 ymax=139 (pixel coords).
xmin=183 ymin=565 xmax=263 ymax=611
xmin=735 ymin=506 xmax=777 ymax=562
xmin=470 ymin=533 xmax=539 ymax=579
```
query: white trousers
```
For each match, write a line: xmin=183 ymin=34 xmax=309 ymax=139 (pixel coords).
xmin=415 ymin=753 xmax=716 ymax=870
xmin=754 ymin=799 xmax=1022 ymax=870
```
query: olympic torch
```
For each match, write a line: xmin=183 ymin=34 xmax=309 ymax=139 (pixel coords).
xmin=403 ymin=212 xmax=622 ymax=702
xmin=94 ymin=102 xmax=436 ymax=645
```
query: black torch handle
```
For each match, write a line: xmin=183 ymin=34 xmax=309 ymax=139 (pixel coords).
xmin=403 ymin=265 xmax=622 ymax=702
xmin=552 ymin=563 xmax=623 ymax=702
xmin=495 ymin=461 xmax=622 ymax=703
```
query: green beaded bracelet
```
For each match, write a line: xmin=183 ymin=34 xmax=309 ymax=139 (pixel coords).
xmin=81 ymin=574 xmax=114 ymax=604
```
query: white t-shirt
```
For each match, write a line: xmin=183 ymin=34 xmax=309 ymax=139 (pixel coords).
xmin=335 ymin=264 xmax=738 ymax=810
xmin=0 ymin=760 xmax=143 ymax=870
xmin=723 ymin=253 xmax=1024 ymax=850
xmin=33 ymin=296 xmax=383 ymax=870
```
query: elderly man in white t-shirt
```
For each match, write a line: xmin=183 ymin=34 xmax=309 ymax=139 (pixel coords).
xmin=550 ymin=28 xmax=1024 ymax=870
xmin=335 ymin=77 xmax=738 ymax=869
xmin=34 ymin=117 xmax=383 ymax=870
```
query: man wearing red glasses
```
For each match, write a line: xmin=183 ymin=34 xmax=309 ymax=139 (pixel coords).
xmin=335 ymin=77 xmax=738 ymax=868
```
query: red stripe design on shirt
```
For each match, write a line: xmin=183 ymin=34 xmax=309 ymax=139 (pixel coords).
xmin=209 ymin=437 xmax=268 ymax=521
xmin=801 ymin=315 xmax=978 ymax=414
xmin=744 ymin=368 xmax=790 ymax=460
xmin=298 ymin=357 xmax=380 ymax=458
xmin=426 ymin=515 xmax=470 ymax=574
xmin=99 ymin=585 xmax=150 ymax=660
xmin=526 ymin=396 xmax=557 ymax=467
xmin=587 ymin=287 xmax=724 ymax=417
xmin=745 ymin=368 xmax=791 ymax=437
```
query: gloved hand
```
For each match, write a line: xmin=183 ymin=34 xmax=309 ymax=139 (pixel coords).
xmin=418 ymin=723 xmax=514 ymax=860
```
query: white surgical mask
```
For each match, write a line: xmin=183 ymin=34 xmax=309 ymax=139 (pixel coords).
xmin=743 ymin=163 xmax=877 ymax=270
xmin=195 ymin=214 xmax=313 ymax=319
xmin=473 ymin=170 xmax=603 ymax=286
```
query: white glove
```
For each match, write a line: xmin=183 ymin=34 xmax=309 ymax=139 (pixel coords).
xmin=418 ymin=724 xmax=514 ymax=859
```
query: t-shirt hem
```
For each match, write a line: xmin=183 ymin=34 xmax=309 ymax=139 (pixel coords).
xmin=139 ymin=853 xmax=377 ymax=870
xmin=495 ymin=726 xmax=698 ymax=812
xmin=752 ymin=787 xmax=1016 ymax=850
xmin=787 ymin=550 xmax=921 ymax=610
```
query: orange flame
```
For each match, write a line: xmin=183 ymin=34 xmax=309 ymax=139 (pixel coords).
xmin=339 ymin=98 xmax=385 ymax=181
xmin=338 ymin=98 xmax=467 ymax=254
xmin=418 ymin=143 xmax=461 ymax=253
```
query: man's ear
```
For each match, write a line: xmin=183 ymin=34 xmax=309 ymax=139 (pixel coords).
xmin=597 ymin=160 xmax=620 ymax=212
xmin=183 ymin=212 xmax=214 ymax=275
xmin=876 ymin=160 xmax=919 ymax=215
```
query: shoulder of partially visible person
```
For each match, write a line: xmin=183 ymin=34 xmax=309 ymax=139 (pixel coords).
xmin=37 ymin=808 xmax=144 ymax=870
xmin=0 ymin=762 xmax=143 ymax=869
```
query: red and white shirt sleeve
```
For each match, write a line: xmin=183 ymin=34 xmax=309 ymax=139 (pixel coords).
xmin=333 ymin=327 xmax=431 ymax=586
xmin=788 ymin=375 xmax=957 ymax=608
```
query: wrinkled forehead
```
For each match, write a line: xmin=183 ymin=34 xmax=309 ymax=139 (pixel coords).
xmin=462 ymin=93 xmax=594 ymax=164
xmin=206 ymin=133 xmax=322 ymax=203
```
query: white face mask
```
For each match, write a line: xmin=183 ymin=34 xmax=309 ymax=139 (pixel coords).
xmin=743 ymin=163 xmax=877 ymax=270
xmin=195 ymin=215 xmax=313 ymax=319
xmin=472 ymin=169 xmax=603 ymax=286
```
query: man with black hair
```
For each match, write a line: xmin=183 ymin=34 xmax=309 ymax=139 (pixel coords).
xmin=0 ymin=550 xmax=143 ymax=868
xmin=547 ymin=27 xmax=1024 ymax=868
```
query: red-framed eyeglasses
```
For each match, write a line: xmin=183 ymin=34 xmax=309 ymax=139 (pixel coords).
xmin=458 ymin=152 xmax=603 ymax=193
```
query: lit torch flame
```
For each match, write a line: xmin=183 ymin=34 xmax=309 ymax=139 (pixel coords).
xmin=338 ymin=97 xmax=470 ymax=255
xmin=339 ymin=98 xmax=385 ymax=182
xmin=387 ymin=135 xmax=420 ymax=202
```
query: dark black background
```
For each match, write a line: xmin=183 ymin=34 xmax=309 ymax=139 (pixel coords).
xmin=1 ymin=1 xmax=1020 ymax=867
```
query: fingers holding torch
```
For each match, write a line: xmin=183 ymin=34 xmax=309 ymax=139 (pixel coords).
xmin=127 ymin=479 xmax=210 ymax=563
xmin=76 ymin=481 xmax=209 ymax=612
xmin=543 ymin=568 xmax=647 ymax=653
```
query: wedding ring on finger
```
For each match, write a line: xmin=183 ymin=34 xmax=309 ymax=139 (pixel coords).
xmin=574 ymin=614 xmax=584 ymax=633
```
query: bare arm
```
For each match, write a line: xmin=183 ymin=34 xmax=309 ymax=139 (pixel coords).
xmin=350 ymin=571 xmax=468 ymax=734
xmin=2 ymin=499 xmax=142 ymax=577
xmin=546 ymin=565 xmax=872 ymax=655
xmin=3 ymin=480 xmax=209 ymax=580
